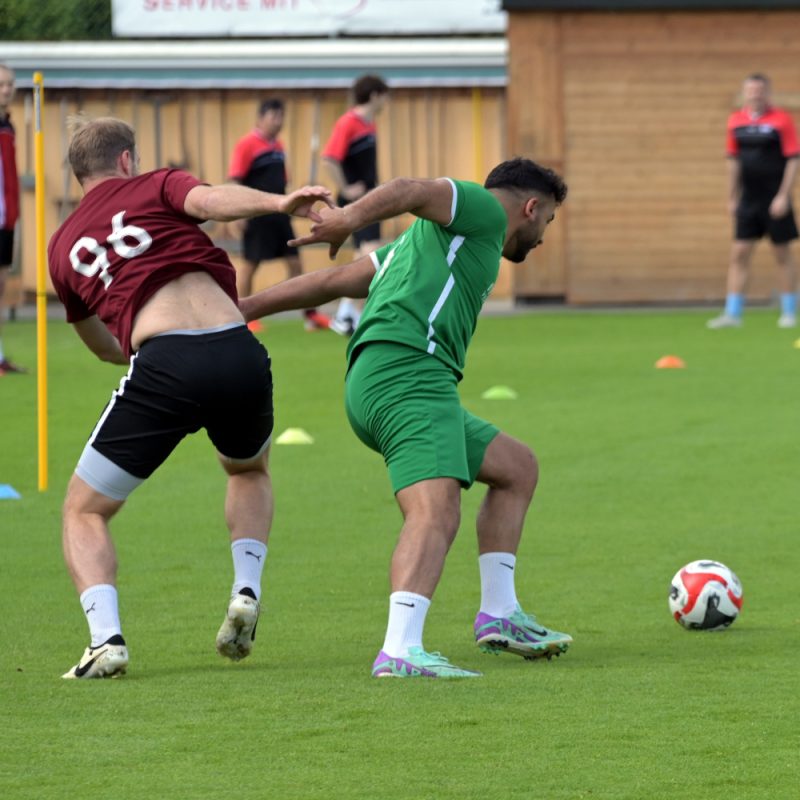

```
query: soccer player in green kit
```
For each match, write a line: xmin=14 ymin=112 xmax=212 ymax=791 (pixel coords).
xmin=241 ymin=158 xmax=571 ymax=678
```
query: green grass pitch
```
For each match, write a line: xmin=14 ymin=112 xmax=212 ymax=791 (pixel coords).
xmin=1 ymin=309 xmax=798 ymax=799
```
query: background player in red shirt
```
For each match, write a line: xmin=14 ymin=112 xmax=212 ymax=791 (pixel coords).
xmin=228 ymin=98 xmax=332 ymax=333
xmin=708 ymin=73 xmax=799 ymax=329
xmin=0 ymin=62 xmax=25 ymax=374
xmin=49 ymin=116 xmax=331 ymax=679
xmin=322 ymin=74 xmax=389 ymax=334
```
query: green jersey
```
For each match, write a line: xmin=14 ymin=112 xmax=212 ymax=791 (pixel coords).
xmin=346 ymin=179 xmax=507 ymax=379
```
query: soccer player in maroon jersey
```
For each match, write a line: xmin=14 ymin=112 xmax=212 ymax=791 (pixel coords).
xmin=0 ymin=63 xmax=25 ymax=375
xmin=322 ymin=74 xmax=389 ymax=334
xmin=228 ymin=98 xmax=333 ymax=333
xmin=708 ymin=74 xmax=799 ymax=329
xmin=49 ymin=116 xmax=331 ymax=679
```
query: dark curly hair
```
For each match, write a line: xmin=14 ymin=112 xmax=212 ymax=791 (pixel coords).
xmin=484 ymin=157 xmax=567 ymax=205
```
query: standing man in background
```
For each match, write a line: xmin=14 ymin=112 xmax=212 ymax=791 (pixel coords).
xmin=708 ymin=73 xmax=799 ymax=329
xmin=228 ymin=98 xmax=332 ymax=333
xmin=322 ymin=74 xmax=389 ymax=334
xmin=0 ymin=63 xmax=25 ymax=374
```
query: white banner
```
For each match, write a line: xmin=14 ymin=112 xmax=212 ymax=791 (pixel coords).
xmin=112 ymin=0 xmax=507 ymax=37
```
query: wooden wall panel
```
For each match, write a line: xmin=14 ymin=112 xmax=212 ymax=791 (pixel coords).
xmin=11 ymin=86 xmax=509 ymax=300
xmin=508 ymin=9 xmax=800 ymax=304
xmin=507 ymin=11 xmax=569 ymax=299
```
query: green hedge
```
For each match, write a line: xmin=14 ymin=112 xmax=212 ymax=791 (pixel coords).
xmin=0 ymin=0 xmax=111 ymax=41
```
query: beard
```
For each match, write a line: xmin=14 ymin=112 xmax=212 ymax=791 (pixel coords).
xmin=505 ymin=233 xmax=540 ymax=263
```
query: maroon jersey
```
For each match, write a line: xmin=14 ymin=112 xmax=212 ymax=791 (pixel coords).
xmin=0 ymin=113 xmax=19 ymax=230
xmin=48 ymin=169 xmax=238 ymax=357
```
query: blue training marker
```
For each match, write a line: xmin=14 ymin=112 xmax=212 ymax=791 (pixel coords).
xmin=0 ymin=484 xmax=21 ymax=500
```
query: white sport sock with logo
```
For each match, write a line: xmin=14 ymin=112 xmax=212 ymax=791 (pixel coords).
xmin=381 ymin=591 xmax=431 ymax=658
xmin=479 ymin=552 xmax=519 ymax=618
xmin=231 ymin=538 xmax=267 ymax=601
xmin=79 ymin=584 xmax=122 ymax=647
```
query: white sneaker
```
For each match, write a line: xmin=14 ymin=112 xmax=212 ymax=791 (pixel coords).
xmin=706 ymin=314 xmax=742 ymax=329
xmin=62 ymin=635 xmax=128 ymax=679
xmin=216 ymin=591 xmax=260 ymax=661
xmin=777 ymin=313 xmax=797 ymax=329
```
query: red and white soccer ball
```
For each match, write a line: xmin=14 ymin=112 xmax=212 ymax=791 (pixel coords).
xmin=669 ymin=560 xmax=743 ymax=631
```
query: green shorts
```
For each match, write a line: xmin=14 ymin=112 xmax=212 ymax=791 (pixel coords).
xmin=345 ymin=342 xmax=499 ymax=494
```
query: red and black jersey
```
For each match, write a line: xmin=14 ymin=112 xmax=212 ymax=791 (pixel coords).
xmin=48 ymin=169 xmax=237 ymax=357
xmin=322 ymin=109 xmax=378 ymax=191
xmin=0 ymin=113 xmax=19 ymax=230
xmin=727 ymin=106 xmax=800 ymax=198
xmin=228 ymin=131 xmax=288 ymax=195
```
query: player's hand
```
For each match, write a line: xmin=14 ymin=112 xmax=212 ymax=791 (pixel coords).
xmin=769 ymin=194 xmax=789 ymax=219
xmin=288 ymin=205 xmax=352 ymax=258
xmin=280 ymin=185 xmax=335 ymax=222
xmin=341 ymin=181 xmax=367 ymax=201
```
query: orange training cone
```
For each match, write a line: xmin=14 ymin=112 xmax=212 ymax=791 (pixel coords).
xmin=655 ymin=355 xmax=686 ymax=369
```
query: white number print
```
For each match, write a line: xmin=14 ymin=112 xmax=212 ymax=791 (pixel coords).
xmin=68 ymin=211 xmax=153 ymax=289
xmin=69 ymin=236 xmax=112 ymax=288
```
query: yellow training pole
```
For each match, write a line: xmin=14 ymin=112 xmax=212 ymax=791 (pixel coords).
xmin=34 ymin=72 xmax=48 ymax=492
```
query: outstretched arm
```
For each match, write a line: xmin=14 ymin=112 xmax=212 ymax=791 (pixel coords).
xmin=289 ymin=177 xmax=455 ymax=257
xmin=239 ymin=256 xmax=376 ymax=322
xmin=184 ymin=183 xmax=333 ymax=222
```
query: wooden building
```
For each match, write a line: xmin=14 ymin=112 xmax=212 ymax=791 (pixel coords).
xmin=504 ymin=0 xmax=800 ymax=304
xmin=7 ymin=3 xmax=800 ymax=308
xmin=3 ymin=39 xmax=507 ymax=301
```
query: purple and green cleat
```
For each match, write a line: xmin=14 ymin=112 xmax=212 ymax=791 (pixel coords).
xmin=474 ymin=605 xmax=572 ymax=660
xmin=372 ymin=646 xmax=482 ymax=678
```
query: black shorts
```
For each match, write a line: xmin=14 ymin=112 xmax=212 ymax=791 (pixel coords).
xmin=337 ymin=194 xmax=381 ymax=248
xmin=352 ymin=222 xmax=382 ymax=248
xmin=76 ymin=325 xmax=273 ymax=499
xmin=243 ymin=213 xmax=298 ymax=263
xmin=0 ymin=229 xmax=14 ymax=267
xmin=735 ymin=201 xmax=799 ymax=243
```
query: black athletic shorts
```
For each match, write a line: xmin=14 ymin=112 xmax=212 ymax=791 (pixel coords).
xmin=77 ymin=324 xmax=273 ymax=498
xmin=243 ymin=213 xmax=298 ymax=263
xmin=0 ymin=229 xmax=14 ymax=267
xmin=352 ymin=221 xmax=382 ymax=248
xmin=735 ymin=199 xmax=799 ymax=243
xmin=337 ymin=194 xmax=381 ymax=248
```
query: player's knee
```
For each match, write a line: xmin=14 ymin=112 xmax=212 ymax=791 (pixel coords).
xmin=512 ymin=445 xmax=538 ymax=500
xmin=405 ymin=497 xmax=461 ymax=542
xmin=63 ymin=474 xmax=122 ymax=522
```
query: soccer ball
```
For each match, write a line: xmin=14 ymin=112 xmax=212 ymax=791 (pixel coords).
xmin=668 ymin=560 xmax=743 ymax=630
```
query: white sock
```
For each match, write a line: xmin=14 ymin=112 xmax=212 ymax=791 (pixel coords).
xmin=381 ymin=591 xmax=431 ymax=658
xmin=79 ymin=584 xmax=122 ymax=647
xmin=335 ymin=298 xmax=360 ymax=325
xmin=231 ymin=538 xmax=267 ymax=600
xmin=479 ymin=552 xmax=519 ymax=617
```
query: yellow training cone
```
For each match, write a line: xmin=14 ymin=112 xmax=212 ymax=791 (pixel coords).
xmin=481 ymin=386 xmax=518 ymax=400
xmin=793 ymin=338 xmax=800 ymax=349
xmin=275 ymin=428 xmax=314 ymax=445
xmin=655 ymin=355 xmax=686 ymax=369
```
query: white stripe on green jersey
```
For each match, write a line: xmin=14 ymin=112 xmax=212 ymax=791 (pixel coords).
xmin=347 ymin=179 xmax=506 ymax=379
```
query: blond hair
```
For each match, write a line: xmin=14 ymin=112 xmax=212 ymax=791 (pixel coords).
xmin=68 ymin=115 xmax=136 ymax=184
